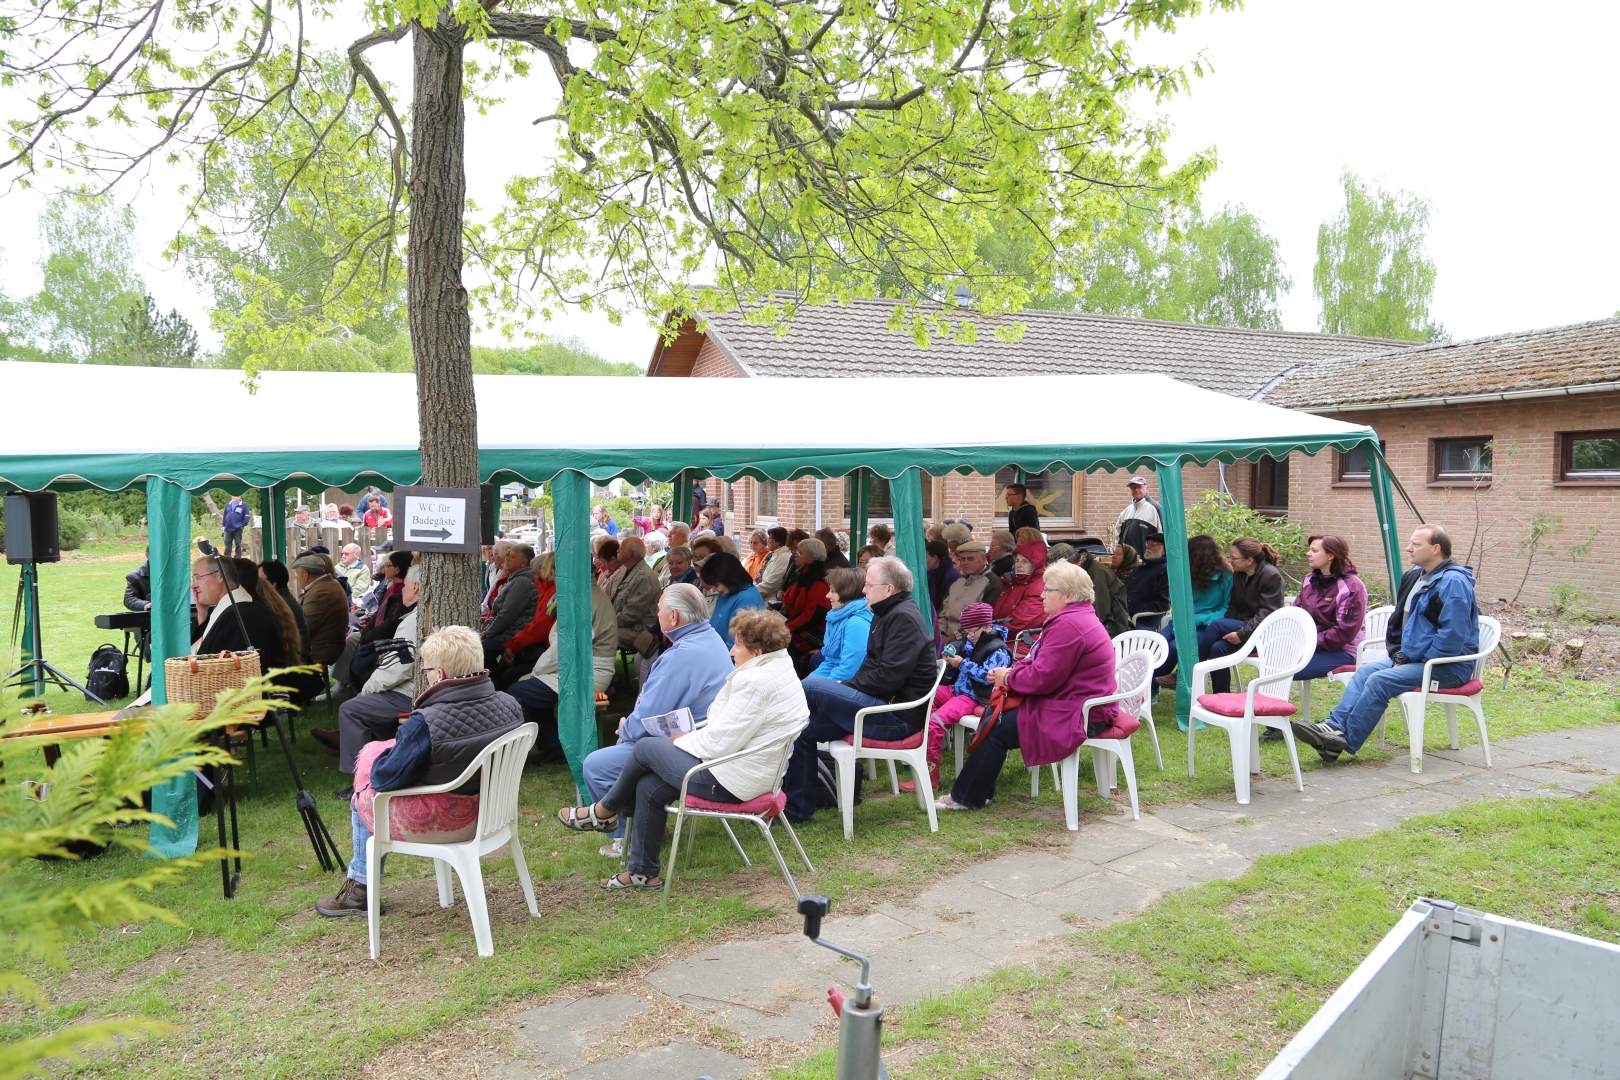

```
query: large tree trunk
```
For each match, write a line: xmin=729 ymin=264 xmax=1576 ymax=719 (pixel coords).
xmin=408 ymin=20 xmax=481 ymax=636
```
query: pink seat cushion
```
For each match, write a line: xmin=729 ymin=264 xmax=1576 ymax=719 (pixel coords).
xmin=1196 ymin=692 xmax=1297 ymax=718
xmin=844 ymin=730 xmax=926 ymax=750
xmin=1329 ymin=663 xmax=1357 ymax=675
xmin=353 ymin=739 xmax=479 ymax=844
xmin=1088 ymin=714 xmax=1142 ymax=742
xmin=683 ymin=790 xmax=786 ymax=818
xmin=1434 ymin=678 xmax=1484 ymax=697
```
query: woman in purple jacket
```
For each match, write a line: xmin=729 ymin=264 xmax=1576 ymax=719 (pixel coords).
xmin=938 ymin=561 xmax=1119 ymax=811
xmin=1292 ymin=534 xmax=1368 ymax=679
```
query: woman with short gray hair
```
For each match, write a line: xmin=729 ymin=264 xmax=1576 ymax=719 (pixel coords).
xmin=782 ymin=537 xmax=831 ymax=673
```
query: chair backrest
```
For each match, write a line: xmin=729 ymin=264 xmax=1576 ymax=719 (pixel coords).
xmin=1112 ymin=651 xmax=1154 ymax=720
xmin=1248 ymin=607 xmax=1317 ymax=692
xmin=1473 ymin=616 xmax=1502 ymax=677
xmin=473 ymin=722 xmax=539 ymax=839
xmin=1360 ymin=605 xmax=1395 ymax=660
xmin=1113 ymin=628 xmax=1169 ymax=669
xmin=1012 ymin=628 xmax=1040 ymax=661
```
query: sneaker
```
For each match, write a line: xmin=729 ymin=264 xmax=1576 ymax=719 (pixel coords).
xmin=934 ymin=794 xmax=975 ymax=812
xmin=315 ymin=878 xmax=367 ymax=918
xmin=597 ymin=837 xmax=625 ymax=859
xmin=1290 ymin=720 xmax=1348 ymax=761
xmin=1259 ymin=727 xmax=1284 ymax=743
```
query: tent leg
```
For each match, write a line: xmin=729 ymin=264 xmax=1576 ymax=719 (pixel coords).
xmin=1154 ymin=463 xmax=1199 ymax=777
xmin=1369 ymin=445 xmax=1404 ymax=594
xmin=552 ymin=470 xmax=598 ymax=800
xmin=891 ymin=468 xmax=932 ymax=633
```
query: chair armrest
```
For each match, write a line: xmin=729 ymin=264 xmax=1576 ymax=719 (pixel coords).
xmin=1417 ymin=651 xmax=1482 ymax=690
xmin=675 ymin=732 xmax=795 ymax=803
xmin=850 ymin=662 xmax=945 ymax=749
xmin=1189 ymin=644 xmax=1256 ymax=695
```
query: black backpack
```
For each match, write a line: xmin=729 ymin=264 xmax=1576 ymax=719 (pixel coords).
xmin=85 ymin=643 xmax=129 ymax=701
xmin=813 ymin=749 xmax=862 ymax=809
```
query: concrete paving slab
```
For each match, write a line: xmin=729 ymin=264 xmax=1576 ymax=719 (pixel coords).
xmin=1022 ymin=867 xmax=1163 ymax=925
xmin=1063 ymin=817 xmax=1168 ymax=863
xmin=1508 ymin=764 xmax=1614 ymax=793
xmin=509 ymin=994 xmax=647 ymax=1071
xmin=1103 ymin=838 xmax=1252 ymax=891
xmin=961 ymin=849 xmax=1097 ymax=899
xmin=566 ymin=1040 xmax=752 ymax=1080
xmin=1148 ymin=800 xmax=1252 ymax=831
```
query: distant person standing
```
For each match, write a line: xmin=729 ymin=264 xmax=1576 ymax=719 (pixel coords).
xmin=689 ymin=476 xmax=708 ymax=526
xmin=222 ymin=494 xmax=252 ymax=558
xmin=1115 ymin=475 xmax=1163 ymax=556
xmin=1003 ymin=482 xmax=1040 ymax=536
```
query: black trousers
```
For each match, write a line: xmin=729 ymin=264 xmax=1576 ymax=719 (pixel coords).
xmin=336 ymin=689 xmax=412 ymax=774
xmin=505 ymin=679 xmax=564 ymax=760
xmin=950 ymin=710 xmax=1021 ymax=808
xmin=599 ymin=737 xmax=735 ymax=878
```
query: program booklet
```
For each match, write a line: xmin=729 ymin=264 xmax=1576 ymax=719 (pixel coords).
xmin=640 ymin=706 xmax=696 ymax=739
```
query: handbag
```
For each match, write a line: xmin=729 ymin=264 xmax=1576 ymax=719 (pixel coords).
xmin=162 ymin=649 xmax=262 ymax=710
xmin=967 ymin=683 xmax=1023 ymax=754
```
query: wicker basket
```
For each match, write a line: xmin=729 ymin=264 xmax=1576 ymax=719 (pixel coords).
xmin=163 ymin=649 xmax=262 ymax=710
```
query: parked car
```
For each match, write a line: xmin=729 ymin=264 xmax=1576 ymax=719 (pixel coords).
xmin=505 ymin=524 xmax=542 ymax=544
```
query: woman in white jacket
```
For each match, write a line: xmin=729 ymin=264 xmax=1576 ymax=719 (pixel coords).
xmin=557 ymin=608 xmax=810 ymax=890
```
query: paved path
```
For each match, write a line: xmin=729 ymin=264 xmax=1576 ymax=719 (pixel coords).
xmin=484 ymin=725 xmax=1620 ymax=1079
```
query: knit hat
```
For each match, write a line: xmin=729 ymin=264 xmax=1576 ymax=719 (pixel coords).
xmin=959 ymin=603 xmax=994 ymax=632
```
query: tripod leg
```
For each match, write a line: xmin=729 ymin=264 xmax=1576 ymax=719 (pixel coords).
xmin=212 ymin=762 xmax=233 ymax=899
xmin=226 ymin=758 xmax=242 ymax=888
xmin=270 ymin=709 xmax=342 ymax=872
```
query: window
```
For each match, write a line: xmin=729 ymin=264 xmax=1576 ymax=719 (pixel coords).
xmin=1431 ymin=437 xmax=1493 ymax=482
xmin=1335 ymin=441 xmax=1384 ymax=484
xmin=1250 ymin=456 xmax=1289 ymax=514
xmin=755 ymin=479 xmax=779 ymax=519
xmin=1559 ymin=429 xmax=1620 ymax=481
xmin=994 ymin=468 xmax=1075 ymax=522
xmin=842 ymin=472 xmax=933 ymax=520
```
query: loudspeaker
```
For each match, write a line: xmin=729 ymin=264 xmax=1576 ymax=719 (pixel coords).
xmin=4 ymin=493 xmax=61 ymax=565
xmin=479 ymin=483 xmax=496 ymax=546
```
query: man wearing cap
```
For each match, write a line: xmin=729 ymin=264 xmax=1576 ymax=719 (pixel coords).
xmin=940 ymin=540 xmax=1003 ymax=642
xmin=1125 ymin=531 xmax=1170 ymax=619
xmin=293 ymin=552 xmax=350 ymax=701
xmin=1116 ymin=476 xmax=1163 ymax=557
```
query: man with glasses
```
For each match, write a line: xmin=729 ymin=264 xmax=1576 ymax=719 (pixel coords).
xmin=784 ymin=556 xmax=939 ymax=821
xmin=939 ymin=540 xmax=1003 ymax=641
xmin=189 ymin=556 xmax=288 ymax=667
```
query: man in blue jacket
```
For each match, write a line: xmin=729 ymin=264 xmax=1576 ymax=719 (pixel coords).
xmin=1293 ymin=525 xmax=1479 ymax=762
xmin=221 ymin=494 xmax=252 ymax=558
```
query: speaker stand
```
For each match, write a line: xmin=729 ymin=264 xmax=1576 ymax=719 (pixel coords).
xmin=7 ymin=565 xmax=105 ymax=704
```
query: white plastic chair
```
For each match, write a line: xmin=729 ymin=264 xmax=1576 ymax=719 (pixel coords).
xmin=1050 ymin=651 xmax=1153 ymax=828
xmin=366 ymin=722 xmax=539 ymax=960
xmin=829 ymin=660 xmax=948 ymax=839
xmin=1111 ymin=629 xmax=1168 ymax=770
xmin=1328 ymin=605 xmax=1393 ymax=744
xmin=1394 ymin=615 xmax=1500 ymax=774
xmin=662 ymin=728 xmax=814 ymax=899
xmin=1187 ymin=607 xmax=1316 ymax=805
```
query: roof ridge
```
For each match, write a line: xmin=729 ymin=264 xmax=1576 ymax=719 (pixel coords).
xmin=1302 ymin=315 xmax=1620 ymax=367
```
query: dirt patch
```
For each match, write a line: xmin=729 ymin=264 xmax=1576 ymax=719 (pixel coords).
xmin=1490 ymin=603 xmax=1620 ymax=683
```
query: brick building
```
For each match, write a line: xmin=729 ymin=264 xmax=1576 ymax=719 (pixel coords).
xmin=1266 ymin=319 xmax=1620 ymax=609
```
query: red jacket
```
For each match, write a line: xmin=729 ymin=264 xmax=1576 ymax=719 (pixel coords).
xmin=993 ymin=539 xmax=1048 ymax=634
xmin=503 ymin=578 xmax=557 ymax=655
xmin=782 ymin=578 xmax=830 ymax=635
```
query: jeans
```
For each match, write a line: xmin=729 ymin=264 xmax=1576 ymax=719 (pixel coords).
xmin=348 ymin=806 xmax=377 ymax=885
xmin=505 ymin=679 xmax=565 ymax=761
xmin=583 ymin=742 xmax=634 ymax=839
xmin=223 ymin=528 xmax=243 ymax=558
xmin=1326 ymin=656 xmax=1471 ymax=753
xmin=1155 ymin=622 xmax=1234 ymax=685
xmin=1296 ymin=649 xmax=1356 ymax=682
xmin=950 ymin=709 xmax=1021 ymax=808
xmin=784 ymin=677 xmax=915 ymax=820
xmin=598 ymin=736 xmax=733 ymax=878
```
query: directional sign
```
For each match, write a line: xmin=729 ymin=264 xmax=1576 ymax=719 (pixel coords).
xmin=393 ymin=485 xmax=481 ymax=554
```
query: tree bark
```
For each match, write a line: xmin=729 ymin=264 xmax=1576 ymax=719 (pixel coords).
xmin=409 ymin=20 xmax=481 ymax=637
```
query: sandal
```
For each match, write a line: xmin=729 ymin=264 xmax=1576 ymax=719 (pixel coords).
xmin=557 ymin=803 xmax=618 ymax=833
xmin=601 ymin=871 xmax=661 ymax=891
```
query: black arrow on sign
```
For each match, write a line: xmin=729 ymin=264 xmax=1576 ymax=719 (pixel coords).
xmin=408 ymin=527 xmax=453 ymax=541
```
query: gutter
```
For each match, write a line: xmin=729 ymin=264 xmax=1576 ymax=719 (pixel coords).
xmin=1283 ymin=380 xmax=1620 ymax=414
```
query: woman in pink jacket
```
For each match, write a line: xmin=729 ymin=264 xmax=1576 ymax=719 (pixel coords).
xmin=939 ymin=560 xmax=1123 ymax=811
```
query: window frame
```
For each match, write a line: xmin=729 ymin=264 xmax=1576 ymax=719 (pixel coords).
xmin=1249 ymin=455 xmax=1290 ymax=516
xmin=992 ymin=468 xmax=1083 ymax=527
xmin=1557 ymin=428 xmax=1620 ymax=484
xmin=1333 ymin=441 xmax=1385 ymax=485
xmin=1429 ymin=436 xmax=1494 ymax=485
xmin=841 ymin=471 xmax=935 ymax=523
xmin=754 ymin=478 xmax=779 ymax=522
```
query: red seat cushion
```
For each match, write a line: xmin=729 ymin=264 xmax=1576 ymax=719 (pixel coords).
xmin=1088 ymin=714 xmax=1142 ymax=742
xmin=683 ymin=790 xmax=786 ymax=818
xmin=843 ymin=730 xmax=926 ymax=750
xmin=1433 ymin=678 xmax=1484 ymax=697
xmin=1196 ymin=692 xmax=1297 ymax=718
xmin=1329 ymin=663 xmax=1357 ymax=675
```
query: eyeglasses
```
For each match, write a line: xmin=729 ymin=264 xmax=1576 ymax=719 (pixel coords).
xmin=1041 ymin=587 xmax=1065 ymax=594
xmin=191 ymin=570 xmax=220 ymax=582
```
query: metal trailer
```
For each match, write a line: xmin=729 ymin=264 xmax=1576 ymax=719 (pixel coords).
xmin=1259 ymin=898 xmax=1620 ymax=1080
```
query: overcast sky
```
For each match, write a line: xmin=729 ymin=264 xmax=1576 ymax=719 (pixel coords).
xmin=1 ymin=0 xmax=1614 ymax=364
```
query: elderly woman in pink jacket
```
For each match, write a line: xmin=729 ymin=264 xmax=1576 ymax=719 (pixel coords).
xmin=938 ymin=560 xmax=1121 ymax=811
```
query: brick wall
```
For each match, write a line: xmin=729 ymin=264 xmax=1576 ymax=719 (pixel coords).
xmin=1288 ymin=392 xmax=1620 ymax=608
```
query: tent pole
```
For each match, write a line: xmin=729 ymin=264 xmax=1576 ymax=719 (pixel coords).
xmin=890 ymin=467 xmax=932 ymax=633
xmin=849 ymin=468 xmax=869 ymax=551
xmin=551 ymin=469 xmax=597 ymax=799
xmin=146 ymin=476 xmax=200 ymax=857
xmin=1369 ymin=443 xmax=1405 ymax=593
xmin=1154 ymin=462 xmax=1199 ymax=776
xmin=265 ymin=484 xmax=287 ymax=563
xmin=673 ymin=469 xmax=691 ymax=524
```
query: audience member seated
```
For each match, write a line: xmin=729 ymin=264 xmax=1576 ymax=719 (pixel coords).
xmin=806 ymin=568 xmax=872 ymax=682
xmin=482 ymin=543 xmax=538 ymax=667
xmin=1076 ymin=540 xmax=1132 ymax=637
xmin=259 ymin=559 xmax=308 ymax=653
xmin=356 ymin=545 xmax=395 ymax=618
xmin=480 ymin=541 xmax=508 ymax=615
xmin=698 ymin=504 xmax=726 ymax=536
xmin=363 ymin=551 xmax=415 ymax=643
xmin=124 ymin=554 xmax=152 ymax=611
xmin=923 ymin=603 xmax=1009 ymax=790
xmin=939 ymin=540 xmax=1003 ymax=641
xmin=337 ymin=543 xmax=372 ymax=603
xmin=699 ymin=552 xmax=765 ymax=647
xmin=315 ymin=626 xmax=524 ymax=918
xmin=1125 ymin=531 xmax=1168 ymax=618
xmin=593 ymin=537 xmax=621 ymax=587
xmin=1291 ymin=534 xmax=1369 ymax=683
xmin=557 ymin=608 xmax=808 ymax=889
xmin=924 ymin=539 xmax=958 ymax=619
xmin=241 ymin=558 xmax=306 ymax=678
xmin=988 ymin=529 xmax=1016 ymax=577
xmin=867 ymin=523 xmax=894 ymax=553
xmin=816 ymin=528 xmax=851 ymax=569
xmin=855 ymin=544 xmax=884 ymax=568
xmin=940 ymin=522 xmax=972 ymax=556
xmin=494 ymin=552 xmax=558 ymax=690
xmin=190 ymin=555 xmax=289 ymax=668
xmin=781 ymin=537 xmax=832 ymax=673
xmin=567 ymin=583 xmax=733 ymax=858
xmin=608 ymin=536 xmax=661 ymax=662
xmin=780 ymin=529 xmax=812 ymax=592
xmin=785 ymin=557 xmax=938 ymax=822
xmin=992 ymin=540 xmax=1049 ymax=635
xmin=315 ymin=566 xmax=422 ymax=796
xmin=939 ymin=561 xmax=1120 ymax=811
xmin=1201 ymin=538 xmax=1287 ymax=691
xmin=1112 ymin=543 xmax=1140 ymax=582
xmin=667 ymin=520 xmax=692 ymax=553
xmin=644 ymin=531 xmax=669 ymax=583
xmin=691 ymin=535 xmax=723 ymax=568
xmin=507 ymin=576 xmax=617 ymax=761
xmin=1293 ymin=526 xmax=1476 ymax=764
xmin=289 ymin=553 xmax=348 ymax=701
xmin=757 ymin=527 xmax=793 ymax=601
xmin=664 ymin=546 xmax=698 ymax=586
xmin=1152 ymin=536 xmax=1232 ymax=721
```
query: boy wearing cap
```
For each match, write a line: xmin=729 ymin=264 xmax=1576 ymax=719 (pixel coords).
xmin=1116 ymin=476 xmax=1163 ymax=557
xmin=923 ymin=603 xmax=1010 ymax=788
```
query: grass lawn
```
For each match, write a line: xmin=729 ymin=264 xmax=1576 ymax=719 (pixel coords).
xmin=4 ymin=543 xmax=1618 ymax=1077
xmin=775 ymin=779 xmax=1620 ymax=1080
